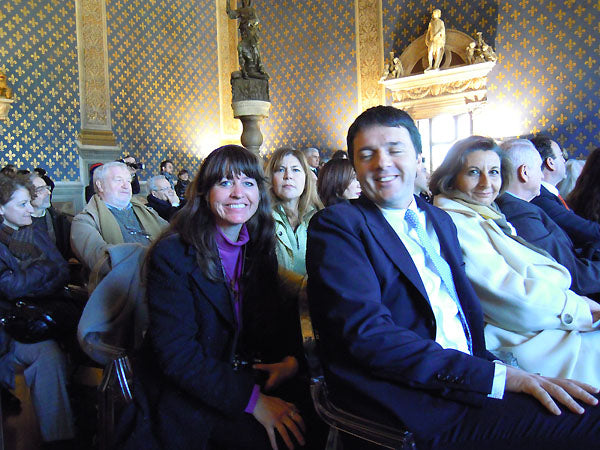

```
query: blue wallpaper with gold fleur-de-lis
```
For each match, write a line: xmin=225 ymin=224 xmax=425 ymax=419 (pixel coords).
xmin=0 ymin=0 xmax=80 ymax=181
xmin=106 ymin=0 xmax=220 ymax=177
xmin=257 ymin=0 xmax=359 ymax=157
xmin=491 ymin=0 xmax=600 ymax=157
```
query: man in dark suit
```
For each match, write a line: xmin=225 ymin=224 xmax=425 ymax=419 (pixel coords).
xmin=307 ymin=106 xmax=600 ymax=449
xmin=497 ymin=138 xmax=600 ymax=297
xmin=530 ymin=134 xmax=600 ymax=246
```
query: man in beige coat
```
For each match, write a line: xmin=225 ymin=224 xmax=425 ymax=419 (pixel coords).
xmin=71 ymin=162 xmax=167 ymax=282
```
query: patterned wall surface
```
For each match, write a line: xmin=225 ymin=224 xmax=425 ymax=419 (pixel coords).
xmin=0 ymin=0 xmax=80 ymax=181
xmin=257 ymin=0 xmax=359 ymax=156
xmin=106 ymin=0 xmax=220 ymax=177
xmin=490 ymin=0 xmax=600 ymax=157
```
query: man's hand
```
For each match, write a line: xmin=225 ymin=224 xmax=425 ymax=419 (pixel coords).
xmin=505 ymin=366 xmax=598 ymax=415
xmin=252 ymin=393 xmax=305 ymax=450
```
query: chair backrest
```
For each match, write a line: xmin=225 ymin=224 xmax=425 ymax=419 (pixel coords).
xmin=298 ymin=288 xmax=417 ymax=450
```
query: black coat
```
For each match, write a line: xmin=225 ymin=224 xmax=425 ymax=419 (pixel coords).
xmin=126 ymin=233 xmax=300 ymax=449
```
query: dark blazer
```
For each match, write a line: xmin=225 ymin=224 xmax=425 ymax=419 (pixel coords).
xmin=128 ymin=233 xmax=297 ymax=449
xmin=306 ymin=195 xmax=496 ymax=440
xmin=531 ymin=185 xmax=600 ymax=246
xmin=497 ymin=193 xmax=600 ymax=296
xmin=146 ymin=194 xmax=180 ymax=222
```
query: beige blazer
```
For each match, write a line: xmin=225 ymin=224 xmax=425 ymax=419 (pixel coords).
xmin=435 ymin=195 xmax=600 ymax=385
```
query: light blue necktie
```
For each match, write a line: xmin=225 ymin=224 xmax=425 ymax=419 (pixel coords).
xmin=404 ymin=208 xmax=473 ymax=354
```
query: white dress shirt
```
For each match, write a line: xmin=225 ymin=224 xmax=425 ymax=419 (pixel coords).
xmin=380 ymin=199 xmax=506 ymax=398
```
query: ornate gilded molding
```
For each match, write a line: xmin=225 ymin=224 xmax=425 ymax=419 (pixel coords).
xmin=355 ymin=0 xmax=384 ymax=111
xmin=75 ymin=0 xmax=116 ymax=145
xmin=381 ymin=61 xmax=496 ymax=120
xmin=216 ymin=0 xmax=242 ymax=139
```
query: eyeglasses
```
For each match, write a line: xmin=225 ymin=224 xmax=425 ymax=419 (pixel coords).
xmin=34 ymin=185 xmax=51 ymax=193
xmin=124 ymin=226 xmax=151 ymax=239
xmin=154 ymin=187 xmax=173 ymax=193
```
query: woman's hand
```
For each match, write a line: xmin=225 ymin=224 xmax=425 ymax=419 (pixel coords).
xmin=505 ymin=365 xmax=599 ymax=415
xmin=254 ymin=356 xmax=299 ymax=391
xmin=252 ymin=393 xmax=305 ymax=450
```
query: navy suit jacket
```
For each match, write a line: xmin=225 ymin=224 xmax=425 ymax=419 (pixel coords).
xmin=531 ymin=185 xmax=600 ymax=247
xmin=127 ymin=233 xmax=297 ymax=449
xmin=497 ymin=193 xmax=600 ymax=296
xmin=306 ymin=195 xmax=496 ymax=440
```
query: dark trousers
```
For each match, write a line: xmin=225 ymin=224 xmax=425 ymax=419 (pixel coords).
xmin=421 ymin=391 xmax=600 ymax=450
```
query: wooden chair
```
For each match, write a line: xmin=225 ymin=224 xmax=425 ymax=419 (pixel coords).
xmin=299 ymin=293 xmax=417 ymax=450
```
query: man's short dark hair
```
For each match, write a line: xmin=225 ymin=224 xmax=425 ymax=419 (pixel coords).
xmin=346 ymin=106 xmax=422 ymax=164
xmin=160 ymin=159 xmax=174 ymax=171
xmin=529 ymin=134 xmax=555 ymax=162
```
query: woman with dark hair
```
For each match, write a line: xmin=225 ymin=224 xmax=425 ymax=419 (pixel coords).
xmin=431 ymin=136 xmax=600 ymax=385
xmin=130 ymin=146 xmax=308 ymax=450
xmin=0 ymin=173 xmax=75 ymax=448
xmin=316 ymin=158 xmax=361 ymax=207
xmin=567 ymin=149 xmax=600 ymax=223
xmin=265 ymin=148 xmax=322 ymax=276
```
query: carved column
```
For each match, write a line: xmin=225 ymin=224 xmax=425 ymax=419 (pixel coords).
xmin=355 ymin=0 xmax=385 ymax=111
xmin=75 ymin=0 xmax=120 ymax=206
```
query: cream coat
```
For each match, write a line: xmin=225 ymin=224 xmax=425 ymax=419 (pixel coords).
xmin=435 ymin=195 xmax=600 ymax=385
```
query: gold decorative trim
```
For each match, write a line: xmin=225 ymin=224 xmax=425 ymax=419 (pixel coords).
xmin=216 ymin=0 xmax=242 ymax=139
xmin=78 ymin=129 xmax=117 ymax=147
xmin=355 ymin=0 xmax=384 ymax=111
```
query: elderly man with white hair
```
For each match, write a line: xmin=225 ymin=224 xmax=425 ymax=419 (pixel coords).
xmin=496 ymin=139 xmax=600 ymax=297
xmin=71 ymin=161 xmax=166 ymax=278
xmin=146 ymin=174 xmax=182 ymax=221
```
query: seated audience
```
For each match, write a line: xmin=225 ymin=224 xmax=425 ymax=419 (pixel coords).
xmin=265 ymin=148 xmax=322 ymax=276
xmin=29 ymin=173 xmax=73 ymax=260
xmin=174 ymin=168 xmax=190 ymax=202
xmin=331 ymin=150 xmax=348 ymax=160
xmin=84 ymin=162 xmax=103 ymax=203
xmin=124 ymin=145 xmax=311 ymax=450
xmin=567 ymin=148 xmax=600 ymax=223
xmin=71 ymin=161 xmax=166 ymax=279
xmin=530 ymin=135 xmax=600 ymax=246
xmin=121 ymin=155 xmax=142 ymax=195
xmin=301 ymin=147 xmax=320 ymax=177
xmin=558 ymin=158 xmax=585 ymax=198
xmin=496 ymin=139 xmax=600 ymax=297
xmin=0 ymin=173 xmax=75 ymax=449
xmin=159 ymin=159 xmax=176 ymax=188
xmin=146 ymin=175 xmax=181 ymax=221
xmin=414 ymin=156 xmax=432 ymax=203
xmin=316 ymin=158 xmax=361 ymax=207
xmin=431 ymin=135 xmax=600 ymax=385
xmin=308 ymin=106 xmax=600 ymax=450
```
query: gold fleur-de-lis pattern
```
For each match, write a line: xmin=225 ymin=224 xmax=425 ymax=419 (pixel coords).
xmin=257 ymin=0 xmax=359 ymax=157
xmin=0 ymin=0 xmax=80 ymax=181
xmin=490 ymin=1 xmax=600 ymax=157
xmin=106 ymin=0 xmax=220 ymax=176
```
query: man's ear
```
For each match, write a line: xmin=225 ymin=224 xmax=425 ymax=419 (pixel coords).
xmin=95 ymin=179 xmax=104 ymax=193
xmin=517 ymin=165 xmax=528 ymax=183
xmin=544 ymin=157 xmax=555 ymax=171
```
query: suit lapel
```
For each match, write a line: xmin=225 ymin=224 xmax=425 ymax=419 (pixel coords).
xmin=357 ymin=197 xmax=429 ymax=302
xmin=190 ymin=265 xmax=237 ymax=328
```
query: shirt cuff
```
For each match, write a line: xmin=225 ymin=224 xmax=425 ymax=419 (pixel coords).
xmin=487 ymin=362 xmax=507 ymax=399
xmin=244 ymin=384 xmax=261 ymax=413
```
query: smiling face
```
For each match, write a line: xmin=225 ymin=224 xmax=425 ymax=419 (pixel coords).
xmin=0 ymin=187 xmax=34 ymax=229
xmin=271 ymin=154 xmax=306 ymax=203
xmin=96 ymin=165 xmax=132 ymax=209
xmin=352 ymin=125 xmax=419 ymax=209
xmin=342 ymin=174 xmax=362 ymax=199
xmin=152 ymin=177 xmax=175 ymax=202
xmin=454 ymin=150 xmax=502 ymax=206
xmin=209 ymin=172 xmax=259 ymax=239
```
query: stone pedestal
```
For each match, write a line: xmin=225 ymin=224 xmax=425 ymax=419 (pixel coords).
xmin=232 ymin=100 xmax=271 ymax=155
xmin=0 ymin=98 xmax=14 ymax=122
